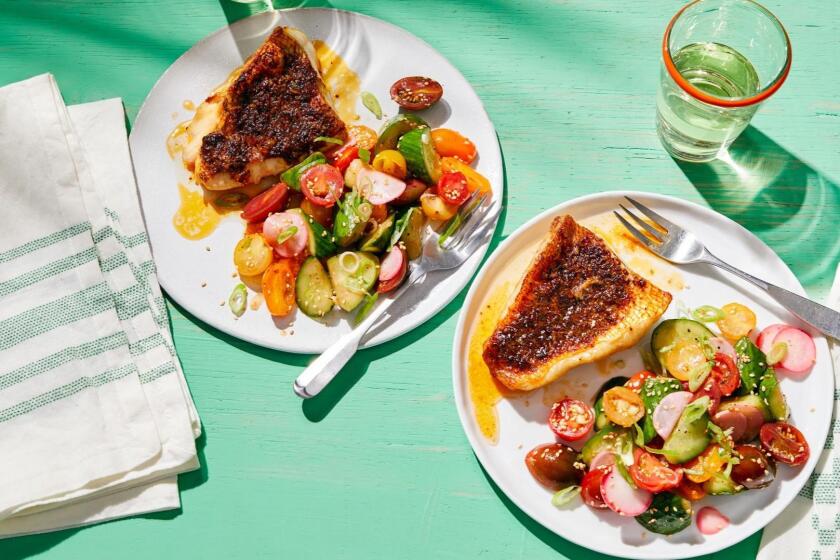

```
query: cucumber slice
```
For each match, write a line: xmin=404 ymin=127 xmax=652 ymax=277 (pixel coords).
xmin=326 ymin=252 xmax=379 ymax=312
xmin=759 ymin=368 xmax=789 ymax=421
xmin=580 ymin=426 xmax=632 ymax=466
xmin=593 ymin=397 xmax=612 ymax=430
xmin=660 ymin=398 xmax=711 ymax=464
xmin=375 ymin=114 xmax=429 ymax=153
xmin=398 ymin=128 xmax=441 ymax=184
xmin=359 ymin=214 xmax=395 ymax=253
xmin=635 ymin=493 xmax=692 ymax=535
xmin=717 ymin=394 xmax=772 ymax=421
xmin=287 ymin=208 xmax=337 ymax=258
xmin=281 ymin=152 xmax=326 ymax=190
xmin=650 ymin=319 xmax=714 ymax=374
xmin=296 ymin=257 xmax=334 ymax=318
xmin=333 ymin=191 xmax=372 ymax=248
xmin=734 ymin=336 xmax=768 ymax=395
xmin=397 ymin=207 xmax=425 ymax=260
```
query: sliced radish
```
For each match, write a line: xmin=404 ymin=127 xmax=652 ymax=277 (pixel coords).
xmin=712 ymin=409 xmax=747 ymax=442
xmin=589 ymin=451 xmax=616 ymax=472
xmin=757 ymin=324 xmax=788 ymax=355
xmin=263 ymin=211 xmax=308 ymax=257
xmin=356 ymin=167 xmax=406 ymax=205
xmin=697 ymin=506 xmax=729 ymax=535
xmin=600 ymin=466 xmax=652 ymax=517
xmin=773 ymin=327 xmax=816 ymax=374
xmin=709 ymin=337 xmax=736 ymax=360
xmin=653 ymin=391 xmax=694 ymax=440
xmin=724 ymin=403 xmax=766 ymax=441
xmin=378 ymin=246 xmax=408 ymax=293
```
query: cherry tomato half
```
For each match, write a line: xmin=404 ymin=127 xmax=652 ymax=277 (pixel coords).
xmin=717 ymin=302 xmax=757 ymax=342
xmin=431 ymin=128 xmax=477 ymax=164
xmin=731 ymin=444 xmax=776 ymax=489
xmin=581 ymin=468 xmax=609 ymax=509
xmin=602 ymin=386 xmax=645 ymax=427
xmin=625 ymin=370 xmax=658 ymax=393
xmin=693 ymin=377 xmax=721 ymax=416
xmin=525 ymin=443 xmax=584 ymax=491
xmin=674 ymin=478 xmax=707 ymax=501
xmin=262 ymin=258 xmax=299 ymax=317
xmin=760 ymin=422 xmax=810 ymax=466
xmin=629 ymin=449 xmax=683 ymax=493
xmin=549 ymin=398 xmax=595 ymax=442
xmin=347 ymin=125 xmax=377 ymax=151
xmin=233 ymin=234 xmax=273 ymax=277
xmin=436 ymin=171 xmax=470 ymax=206
xmin=711 ymin=353 xmax=740 ymax=396
xmin=240 ymin=183 xmax=289 ymax=223
xmin=390 ymin=76 xmax=444 ymax=110
xmin=330 ymin=143 xmax=360 ymax=173
xmin=300 ymin=164 xmax=344 ymax=207
xmin=684 ymin=444 xmax=726 ymax=483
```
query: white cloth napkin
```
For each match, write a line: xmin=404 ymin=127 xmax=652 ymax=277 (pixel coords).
xmin=0 ymin=74 xmax=199 ymax=537
xmin=758 ymin=265 xmax=840 ymax=559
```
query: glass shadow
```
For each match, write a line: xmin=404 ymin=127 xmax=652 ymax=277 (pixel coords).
xmin=675 ymin=126 xmax=840 ymax=296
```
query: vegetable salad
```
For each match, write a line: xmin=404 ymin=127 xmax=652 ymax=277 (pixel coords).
xmin=525 ymin=303 xmax=817 ymax=536
xmin=226 ymin=78 xmax=490 ymax=321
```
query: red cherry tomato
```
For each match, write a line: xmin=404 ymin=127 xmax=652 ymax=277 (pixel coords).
xmin=628 ymin=449 xmax=683 ymax=493
xmin=548 ymin=398 xmax=595 ymax=442
xmin=711 ymin=353 xmax=740 ymax=396
xmin=436 ymin=171 xmax=470 ymax=206
xmin=240 ymin=183 xmax=289 ymax=223
xmin=581 ymin=468 xmax=609 ymax=509
xmin=300 ymin=164 xmax=344 ymax=207
xmin=760 ymin=422 xmax=810 ymax=466
xmin=330 ymin=143 xmax=359 ymax=173
xmin=625 ymin=370 xmax=658 ymax=393
xmin=390 ymin=76 xmax=443 ymax=110
xmin=693 ymin=377 xmax=721 ymax=415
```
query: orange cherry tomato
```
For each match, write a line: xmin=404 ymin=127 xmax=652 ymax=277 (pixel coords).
xmin=370 ymin=204 xmax=389 ymax=222
xmin=685 ymin=444 xmax=726 ymax=483
xmin=716 ymin=302 xmax=757 ymax=342
xmin=431 ymin=128 xmax=477 ymax=164
xmin=440 ymin=157 xmax=491 ymax=193
xmin=262 ymin=259 xmax=298 ymax=317
xmin=602 ymin=386 xmax=645 ymax=427
xmin=347 ymin=125 xmax=377 ymax=151
xmin=674 ymin=478 xmax=707 ymax=501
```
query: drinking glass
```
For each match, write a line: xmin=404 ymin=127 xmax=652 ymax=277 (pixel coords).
xmin=656 ymin=0 xmax=791 ymax=162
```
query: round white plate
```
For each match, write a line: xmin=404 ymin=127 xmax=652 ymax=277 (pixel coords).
xmin=130 ymin=8 xmax=503 ymax=353
xmin=452 ymin=191 xmax=833 ymax=559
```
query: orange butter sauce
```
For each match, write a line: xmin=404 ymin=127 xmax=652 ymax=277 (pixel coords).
xmin=173 ymin=183 xmax=222 ymax=240
xmin=314 ymin=40 xmax=361 ymax=123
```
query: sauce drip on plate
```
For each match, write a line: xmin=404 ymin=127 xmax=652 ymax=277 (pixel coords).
xmin=166 ymin=120 xmax=191 ymax=159
xmin=173 ymin=183 xmax=221 ymax=240
xmin=468 ymin=281 xmax=515 ymax=444
xmin=314 ymin=40 xmax=361 ymax=123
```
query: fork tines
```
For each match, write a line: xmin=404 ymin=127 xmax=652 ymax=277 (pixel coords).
xmin=614 ymin=196 xmax=671 ymax=248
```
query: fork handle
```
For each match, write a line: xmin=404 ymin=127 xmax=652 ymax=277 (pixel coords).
xmin=292 ymin=269 xmax=425 ymax=399
xmin=704 ymin=251 xmax=840 ymax=340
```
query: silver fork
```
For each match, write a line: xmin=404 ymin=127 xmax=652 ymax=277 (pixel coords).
xmin=614 ymin=196 xmax=840 ymax=340
xmin=293 ymin=192 xmax=498 ymax=398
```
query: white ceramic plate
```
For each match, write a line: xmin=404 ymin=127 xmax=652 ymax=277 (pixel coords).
xmin=452 ymin=192 xmax=833 ymax=559
xmin=130 ymin=8 xmax=502 ymax=353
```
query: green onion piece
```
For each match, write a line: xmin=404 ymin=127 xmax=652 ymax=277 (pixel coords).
xmin=213 ymin=192 xmax=250 ymax=208
xmin=767 ymin=341 xmax=788 ymax=366
xmin=633 ymin=423 xmax=646 ymax=447
xmin=355 ymin=292 xmax=379 ymax=324
xmin=276 ymin=226 xmax=298 ymax=245
xmin=550 ymin=486 xmax=580 ymax=508
xmin=228 ymin=283 xmax=247 ymax=317
xmin=361 ymin=91 xmax=382 ymax=119
xmin=358 ymin=148 xmax=371 ymax=164
xmin=314 ymin=136 xmax=344 ymax=146
xmin=691 ymin=305 xmax=725 ymax=323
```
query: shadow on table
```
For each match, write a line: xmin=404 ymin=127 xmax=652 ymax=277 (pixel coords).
xmin=675 ymin=126 xmax=840 ymax=291
xmin=0 ymin=431 xmax=209 ymax=560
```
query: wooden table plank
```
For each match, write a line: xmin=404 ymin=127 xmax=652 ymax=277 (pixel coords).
xmin=0 ymin=1 xmax=837 ymax=559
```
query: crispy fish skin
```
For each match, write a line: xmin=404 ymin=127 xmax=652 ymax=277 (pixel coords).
xmin=189 ymin=27 xmax=346 ymax=190
xmin=483 ymin=215 xmax=672 ymax=391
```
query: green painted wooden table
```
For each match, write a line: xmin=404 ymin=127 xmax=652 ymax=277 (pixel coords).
xmin=1 ymin=1 xmax=839 ymax=558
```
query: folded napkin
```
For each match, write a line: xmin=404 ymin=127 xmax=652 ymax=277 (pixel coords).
xmin=758 ymin=266 xmax=840 ymax=559
xmin=0 ymin=74 xmax=199 ymax=537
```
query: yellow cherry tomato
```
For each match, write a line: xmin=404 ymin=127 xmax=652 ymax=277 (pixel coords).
xmin=347 ymin=125 xmax=377 ymax=150
xmin=420 ymin=192 xmax=458 ymax=221
xmin=431 ymin=128 xmax=477 ymax=163
xmin=602 ymin=387 xmax=645 ymax=427
xmin=664 ymin=338 xmax=709 ymax=381
xmin=685 ymin=445 xmax=726 ymax=482
xmin=717 ymin=302 xmax=757 ymax=342
xmin=371 ymin=149 xmax=407 ymax=179
xmin=233 ymin=234 xmax=273 ymax=277
xmin=440 ymin=157 xmax=491 ymax=193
